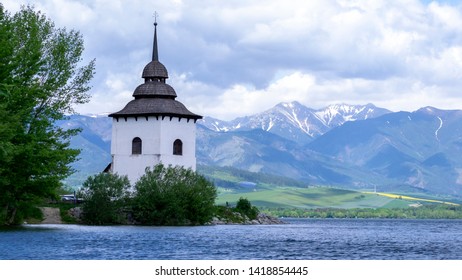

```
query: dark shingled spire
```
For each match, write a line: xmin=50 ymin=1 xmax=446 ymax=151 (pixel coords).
xmin=152 ymin=21 xmax=158 ymax=61
xmin=109 ymin=17 xmax=202 ymax=121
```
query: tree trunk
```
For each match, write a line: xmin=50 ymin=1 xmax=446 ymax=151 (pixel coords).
xmin=6 ymin=205 xmax=17 ymax=225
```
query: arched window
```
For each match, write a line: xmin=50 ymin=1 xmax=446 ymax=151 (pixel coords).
xmin=132 ymin=137 xmax=142 ymax=154
xmin=173 ymin=139 xmax=183 ymax=155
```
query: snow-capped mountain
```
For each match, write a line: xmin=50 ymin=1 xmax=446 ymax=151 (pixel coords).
xmin=199 ymin=101 xmax=390 ymax=144
xmin=61 ymin=102 xmax=462 ymax=196
xmin=307 ymin=106 xmax=462 ymax=195
xmin=314 ymin=103 xmax=389 ymax=126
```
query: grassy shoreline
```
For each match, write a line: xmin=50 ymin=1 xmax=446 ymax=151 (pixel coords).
xmin=262 ymin=204 xmax=462 ymax=219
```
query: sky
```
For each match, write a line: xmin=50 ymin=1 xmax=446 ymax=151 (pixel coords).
xmin=3 ymin=0 xmax=462 ymax=120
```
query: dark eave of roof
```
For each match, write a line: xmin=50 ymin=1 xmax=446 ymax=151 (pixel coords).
xmin=109 ymin=98 xmax=202 ymax=120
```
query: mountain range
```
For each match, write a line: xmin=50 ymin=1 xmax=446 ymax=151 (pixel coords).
xmin=200 ymin=101 xmax=390 ymax=144
xmin=60 ymin=102 xmax=462 ymax=197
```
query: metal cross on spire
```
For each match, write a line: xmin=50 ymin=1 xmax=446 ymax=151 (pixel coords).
xmin=153 ymin=11 xmax=158 ymax=26
xmin=152 ymin=11 xmax=159 ymax=61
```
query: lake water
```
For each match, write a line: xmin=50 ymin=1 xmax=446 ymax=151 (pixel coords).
xmin=1 ymin=218 xmax=462 ymax=260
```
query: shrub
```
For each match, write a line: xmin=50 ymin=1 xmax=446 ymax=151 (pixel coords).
xmin=235 ymin=197 xmax=259 ymax=220
xmin=79 ymin=173 xmax=130 ymax=225
xmin=132 ymin=164 xmax=217 ymax=225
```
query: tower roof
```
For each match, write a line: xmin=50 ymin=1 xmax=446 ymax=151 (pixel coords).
xmin=109 ymin=98 xmax=199 ymax=118
xmin=142 ymin=61 xmax=168 ymax=79
xmin=133 ymin=81 xmax=177 ymax=98
xmin=109 ymin=20 xmax=202 ymax=120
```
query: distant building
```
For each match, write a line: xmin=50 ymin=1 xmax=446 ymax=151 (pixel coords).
xmin=107 ymin=21 xmax=202 ymax=184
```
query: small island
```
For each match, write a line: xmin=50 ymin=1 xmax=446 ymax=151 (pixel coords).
xmin=34 ymin=164 xmax=283 ymax=226
xmin=39 ymin=201 xmax=285 ymax=226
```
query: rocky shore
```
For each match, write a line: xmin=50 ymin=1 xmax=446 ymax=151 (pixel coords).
xmin=43 ymin=207 xmax=285 ymax=226
xmin=210 ymin=213 xmax=286 ymax=225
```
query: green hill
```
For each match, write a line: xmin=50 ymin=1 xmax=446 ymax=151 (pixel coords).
xmin=216 ymin=187 xmax=411 ymax=209
xmin=199 ymin=165 xmax=460 ymax=210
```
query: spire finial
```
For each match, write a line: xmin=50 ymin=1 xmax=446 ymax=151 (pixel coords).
xmin=152 ymin=12 xmax=159 ymax=61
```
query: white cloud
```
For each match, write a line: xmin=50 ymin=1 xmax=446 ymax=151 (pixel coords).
xmin=3 ymin=0 xmax=462 ymax=120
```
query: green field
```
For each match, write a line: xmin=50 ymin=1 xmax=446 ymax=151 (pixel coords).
xmin=217 ymin=187 xmax=414 ymax=209
xmin=202 ymin=165 xmax=461 ymax=210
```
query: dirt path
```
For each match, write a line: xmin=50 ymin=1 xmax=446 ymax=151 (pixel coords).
xmin=39 ymin=207 xmax=62 ymax=224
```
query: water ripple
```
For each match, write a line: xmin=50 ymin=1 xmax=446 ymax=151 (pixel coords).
xmin=1 ymin=219 xmax=462 ymax=259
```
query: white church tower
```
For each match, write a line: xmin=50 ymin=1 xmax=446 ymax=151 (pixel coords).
xmin=108 ymin=21 xmax=202 ymax=184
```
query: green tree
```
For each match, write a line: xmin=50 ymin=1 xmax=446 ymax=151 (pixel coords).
xmin=132 ymin=164 xmax=217 ymax=226
xmin=79 ymin=173 xmax=131 ymax=225
xmin=235 ymin=197 xmax=259 ymax=220
xmin=0 ymin=5 xmax=95 ymax=225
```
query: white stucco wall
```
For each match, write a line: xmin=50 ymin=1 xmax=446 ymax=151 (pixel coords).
xmin=111 ymin=116 xmax=197 ymax=184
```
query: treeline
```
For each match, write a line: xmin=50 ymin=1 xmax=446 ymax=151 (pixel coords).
xmin=79 ymin=164 xmax=217 ymax=226
xmin=263 ymin=204 xmax=462 ymax=219
xmin=197 ymin=165 xmax=307 ymax=188
xmin=77 ymin=164 xmax=260 ymax=226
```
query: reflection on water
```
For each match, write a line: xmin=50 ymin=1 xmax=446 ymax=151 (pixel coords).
xmin=1 ymin=219 xmax=462 ymax=260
